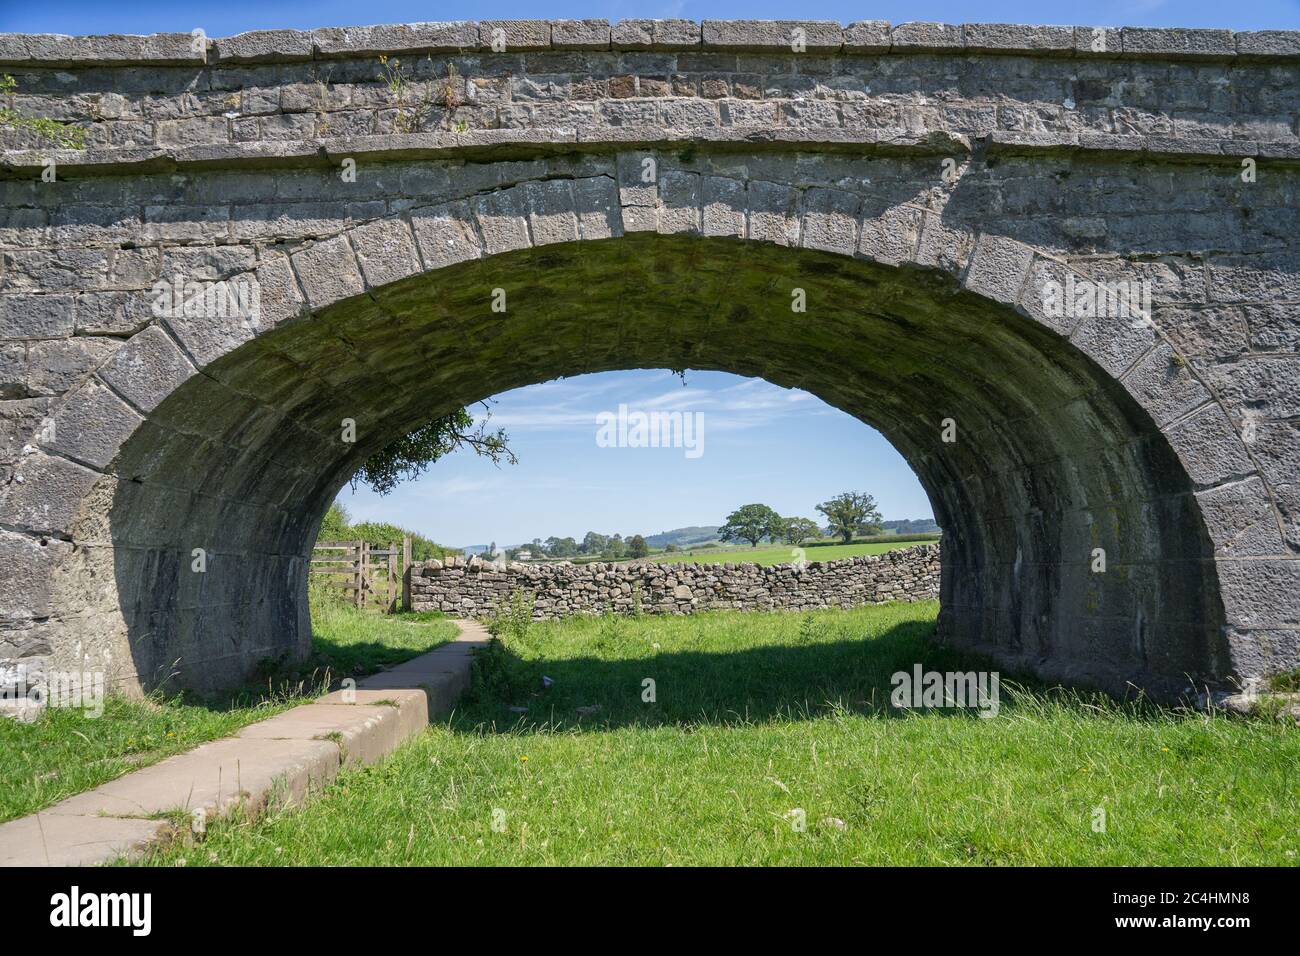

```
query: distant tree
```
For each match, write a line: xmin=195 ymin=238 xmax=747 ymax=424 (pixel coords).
xmin=602 ymin=534 xmax=627 ymax=560
xmin=719 ymin=503 xmax=784 ymax=548
xmin=627 ymin=534 xmax=649 ymax=559
xmin=816 ymin=492 xmax=883 ymax=544
xmin=546 ymin=536 xmax=578 ymax=557
xmin=318 ymin=502 xmax=351 ymax=540
xmin=349 ymin=521 xmax=452 ymax=561
xmin=581 ymin=531 xmax=608 ymax=554
xmin=313 ymin=501 xmax=453 ymax=561
xmin=664 ymin=542 xmax=680 ymax=553
xmin=781 ymin=516 xmax=821 ymax=547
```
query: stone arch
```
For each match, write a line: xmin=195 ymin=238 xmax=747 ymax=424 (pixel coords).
xmin=6 ymin=160 xmax=1277 ymax=698
xmin=3 ymin=16 xmax=1298 ymax=703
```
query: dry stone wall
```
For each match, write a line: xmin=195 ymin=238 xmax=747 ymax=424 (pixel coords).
xmin=410 ymin=544 xmax=941 ymax=619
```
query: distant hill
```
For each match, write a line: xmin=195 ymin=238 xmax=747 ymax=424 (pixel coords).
xmin=644 ymin=526 xmax=721 ymax=548
xmin=457 ymin=519 xmax=938 ymax=556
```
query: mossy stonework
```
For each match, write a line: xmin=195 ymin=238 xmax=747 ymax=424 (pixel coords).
xmin=0 ymin=20 xmax=1297 ymax=699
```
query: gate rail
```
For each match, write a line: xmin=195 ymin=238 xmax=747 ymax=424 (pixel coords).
xmin=310 ymin=536 xmax=413 ymax=611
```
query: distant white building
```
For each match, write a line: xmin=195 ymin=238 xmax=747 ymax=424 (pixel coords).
xmin=515 ymin=550 xmax=533 ymax=561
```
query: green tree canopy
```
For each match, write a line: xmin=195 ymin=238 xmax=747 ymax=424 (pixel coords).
xmin=719 ymin=503 xmax=784 ymax=548
xmin=546 ymin=536 xmax=578 ymax=557
xmin=815 ymin=492 xmax=883 ymax=544
xmin=627 ymin=534 xmax=649 ymax=558
xmin=315 ymin=502 xmax=454 ymax=561
xmin=318 ymin=501 xmax=352 ymax=540
xmin=780 ymin=516 xmax=821 ymax=547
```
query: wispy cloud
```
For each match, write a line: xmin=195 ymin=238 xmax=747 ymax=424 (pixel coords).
xmin=488 ymin=371 xmax=832 ymax=436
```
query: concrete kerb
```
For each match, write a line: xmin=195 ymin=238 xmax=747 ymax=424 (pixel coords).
xmin=0 ymin=619 xmax=487 ymax=867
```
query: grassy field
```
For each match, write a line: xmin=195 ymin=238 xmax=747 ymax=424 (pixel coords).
xmin=650 ymin=539 xmax=932 ymax=566
xmin=139 ymin=602 xmax=1298 ymax=866
xmin=0 ymin=596 xmax=458 ymax=823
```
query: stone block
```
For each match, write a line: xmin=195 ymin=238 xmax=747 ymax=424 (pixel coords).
xmin=0 ymin=294 xmax=75 ymax=341
xmin=1162 ymin=403 xmax=1256 ymax=487
xmin=701 ymin=176 xmax=745 ymax=238
xmin=478 ymin=20 xmax=552 ymax=52
xmin=891 ymin=22 xmax=964 ymax=49
xmin=962 ymin=233 xmax=1034 ymax=304
xmin=702 ymin=20 xmax=842 ymax=53
xmin=573 ymin=176 xmax=623 ymax=240
xmin=843 ymin=21 xmax=891 ymax=53
xmin=657 ymin=171 xmax=701 ymax=235
xmin=349 ymin=217 xmax=422 ymax=289
xmin=962 ymin=23 xmax=1074 ymax=53
xmin=746 ymin=180 xmax=800 ymax=247
xmin=214 ymin=29 xmax=314 ymax=62
xmin=0 ymin=453 xmax=102 ymax=535
xmin=1121 ymin=28 xmax=1235 ymax=59
xmin=858 ymin=200 xmax=923 ymax=267
xmin=800 ymin=187 xmax=860 ymax=256
xmin=410 ymin=200 xmax=482 ymax=269
xmin=98 ymin=324 xmax=196 ymax=413
xmin=290 ymin=235 xmax=366 ymax=310
xmin=552 ymin=20 xmax=611 ymax=50
xmin=47 ymin=377 xmax=142 ymax=469
xmin=473 ymin=186 xmax=532 ymax=255
xmin=523 ymin=179 xmax=579 ymax=246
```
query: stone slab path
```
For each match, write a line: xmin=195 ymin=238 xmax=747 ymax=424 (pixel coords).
xmin=0 ymin=619 xmax=489 ymax=866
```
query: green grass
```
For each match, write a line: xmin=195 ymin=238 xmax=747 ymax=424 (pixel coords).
xmin=651 ymin=539 xmax=930 ymax=566
xmin=0 ymin=597 xmax=458 ymax=823
xmin=304 ymin=597 xmax=456 ymax=677
xmin=138 ymin=603 xmax=1299 ymax=866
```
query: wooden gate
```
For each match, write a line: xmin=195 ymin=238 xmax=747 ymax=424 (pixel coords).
xmin=311 ymin=536 xmax=413 ymax=611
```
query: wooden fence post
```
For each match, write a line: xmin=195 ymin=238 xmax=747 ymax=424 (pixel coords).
xmin=356 ymin=540 xmax=367 ymax=609
xmin=387 ymin=541 xmax=397 ymax=613
xmin=402 ymin=535 xmax=412 ymax=611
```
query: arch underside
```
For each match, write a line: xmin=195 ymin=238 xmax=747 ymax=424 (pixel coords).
xmin=72 ymin=234 xmax=1225 ymax=697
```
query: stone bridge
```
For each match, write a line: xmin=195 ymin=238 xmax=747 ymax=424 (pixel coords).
xmin=1 ymin=19 xmax=1297 ymax=700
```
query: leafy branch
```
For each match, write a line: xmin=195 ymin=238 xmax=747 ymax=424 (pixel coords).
xmin=352 ymin=404 xmax=516 ymax=496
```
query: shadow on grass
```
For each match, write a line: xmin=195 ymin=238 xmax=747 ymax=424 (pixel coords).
xmin=451 ymin=619 xmax=1116 ymax=734
xmin=154 ymin=623 xmax=451 ymax=714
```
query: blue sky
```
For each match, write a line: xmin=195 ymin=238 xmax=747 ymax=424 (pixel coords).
xmin=2 ymin=1 xmax=1296 ymax=34
xmin=343 ymin=371 xmax=930 ymax=548
xmin=10 ymin=1 xmax=1294 ymax=547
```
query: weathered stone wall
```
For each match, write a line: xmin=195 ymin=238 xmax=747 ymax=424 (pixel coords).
xmin=0 ymin=19 xmax=1296 ymax=701
xmin=1 ymin=21 xmax=1298 ymax=154
xmin=410 ymin=544 xmax=941 ymax=619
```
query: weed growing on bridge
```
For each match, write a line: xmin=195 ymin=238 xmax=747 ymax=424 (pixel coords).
xmin=137 ymin=604 xmax=1298 ymax=866
xmin=376 ymin=54 xmax=462 ymax=134
xmin=0 ymin=75 xmax=87 ymax=149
